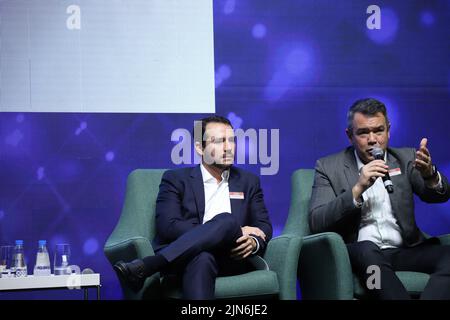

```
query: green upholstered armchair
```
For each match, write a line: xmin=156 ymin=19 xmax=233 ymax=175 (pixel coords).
xmin=104 ymin=169 xmax=302 ymax=300
xmin=287 ymin=169 xmax=450 ymax=300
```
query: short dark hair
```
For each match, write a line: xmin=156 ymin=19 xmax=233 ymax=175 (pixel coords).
xmin=193 ymin=115 xmax=233 ymax=148
xmin=347 ymin=98 xmax=390 ymax=131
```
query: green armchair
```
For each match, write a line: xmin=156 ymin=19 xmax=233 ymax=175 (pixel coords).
xmin=288 ymin=168 xmax=450 ymax=300
xmin=104 ymin=169 xmax=302 ymax=300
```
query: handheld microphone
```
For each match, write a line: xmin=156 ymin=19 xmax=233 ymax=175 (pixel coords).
xmin=371 ymin=147 xmax=393 ymax=193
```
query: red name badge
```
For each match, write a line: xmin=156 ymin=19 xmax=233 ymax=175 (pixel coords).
xmin=229 ymin=192 xmax=245 ymax=199
xmin=389 ymin=168 xmax=402 ymax=176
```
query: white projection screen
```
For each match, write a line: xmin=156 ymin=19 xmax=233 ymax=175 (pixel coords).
xmin=0 ymin=0 xmax=215 ymax=113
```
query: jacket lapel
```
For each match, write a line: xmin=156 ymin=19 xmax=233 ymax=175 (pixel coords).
xmin=190 ymin=166 xmax=205 ymax=222
xmin=228 ymin=167 xmax=243 ymax=223
xmin=343 ymin=147 xmax=359 ymax=191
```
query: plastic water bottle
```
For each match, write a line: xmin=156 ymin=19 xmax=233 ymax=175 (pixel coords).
xmin=33 ymin=240 xmax=51 ymax=276
xmin=12 ymin=240 xmax=27 ymax=277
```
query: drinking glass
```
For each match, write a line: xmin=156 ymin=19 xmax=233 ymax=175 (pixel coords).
xmin=54 ymin=244 xmax=71 ymax=275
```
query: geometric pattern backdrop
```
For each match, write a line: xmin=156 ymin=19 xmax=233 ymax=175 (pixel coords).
xmin=1 ymin=0 xmax=449 ymax=299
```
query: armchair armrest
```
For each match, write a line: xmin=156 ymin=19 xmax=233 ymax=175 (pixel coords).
xmin=104 ymin=236 xmax=155 ymax=263
xmin=263 ymin=234 xmax=303 ymax=300
xmin=298 ymin=232 xmax=353 ymax=300
xmin=438 ymin=234 xmax=450 ymax=246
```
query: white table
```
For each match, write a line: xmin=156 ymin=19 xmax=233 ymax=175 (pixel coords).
xmin=0 ymin=274 xmax=101 ymax=300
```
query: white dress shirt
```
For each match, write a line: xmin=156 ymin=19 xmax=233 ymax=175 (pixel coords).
xmin=200 ymin=164 xmax=232 ymax=224
xmin=354 ymin=151 xmax=403 ymax=249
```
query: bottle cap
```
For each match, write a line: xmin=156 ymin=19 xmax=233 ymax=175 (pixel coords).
xmin=15 ymin=240 xmax=24 ymax=245
xmin=38 ymin=240 xmax=47 ymax=246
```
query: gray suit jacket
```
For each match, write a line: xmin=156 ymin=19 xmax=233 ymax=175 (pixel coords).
xmin=309 ymin=146 xmax=450 ymax=247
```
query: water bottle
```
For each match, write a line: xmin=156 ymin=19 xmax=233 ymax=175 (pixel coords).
xmin=33 ymin=240 xmax=51 ymax=276
xmin=12 ymin=240 xmax=27 ymax=277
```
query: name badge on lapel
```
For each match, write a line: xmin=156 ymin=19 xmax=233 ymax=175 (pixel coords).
xmin=389 ymin=168 xmax=402 ymax=177
xmin=229 ymin=192 xmax=245 ymax=200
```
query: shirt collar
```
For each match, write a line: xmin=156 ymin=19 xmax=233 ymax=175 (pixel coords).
xmin=200 ymin=164 xmax=230 ymax=183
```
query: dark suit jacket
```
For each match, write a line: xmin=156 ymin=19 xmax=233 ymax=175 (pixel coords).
xmin=152 ymin=165 xmax=273 ymax=255
xmin=309 ymin=146 xmax=450 ymax=247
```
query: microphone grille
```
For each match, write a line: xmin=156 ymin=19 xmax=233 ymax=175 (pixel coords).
xmin=371 ymin=147 xmax=384 ymax=158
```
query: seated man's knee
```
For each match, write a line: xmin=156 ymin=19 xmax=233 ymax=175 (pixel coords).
xmin=349 ymin=241 xmax=386 ymax=267
xmin=212 ymin=213 xmax=239 ymax=231
xmin=349 ymin=240 xmax=380 ymax=254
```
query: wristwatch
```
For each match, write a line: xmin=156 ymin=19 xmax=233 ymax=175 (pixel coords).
xmin=423 ymin=164 xmax=438 ymax=180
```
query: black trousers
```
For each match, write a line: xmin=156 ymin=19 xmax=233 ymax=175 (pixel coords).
xmin=156 ymin=213 xmax=252 ymax=299
xmin=347 ymin=240 xmax=450 ymax=300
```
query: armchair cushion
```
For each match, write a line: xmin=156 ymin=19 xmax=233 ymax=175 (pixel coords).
xmin=353 ymin=271 xmax=430 ymax=299
xmin=162 ymin=270 xmax=279 ymax=299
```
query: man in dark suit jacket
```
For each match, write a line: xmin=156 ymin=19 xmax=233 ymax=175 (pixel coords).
xmin=114 ymin=116 xmax=272 ymax=299
xmin=309 ymin=98 xmax=450 ymax=299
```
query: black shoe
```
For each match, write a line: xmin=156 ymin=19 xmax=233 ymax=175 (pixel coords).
xmin=113 ymin=259 xmax=146 ymax=292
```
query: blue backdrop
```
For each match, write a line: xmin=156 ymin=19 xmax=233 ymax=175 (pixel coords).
xmin=1 ymin=0 xmax=449 ymax=299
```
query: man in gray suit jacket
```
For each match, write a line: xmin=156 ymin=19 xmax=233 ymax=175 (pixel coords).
xmin=309 ymin=98 xmax=450 ymax=299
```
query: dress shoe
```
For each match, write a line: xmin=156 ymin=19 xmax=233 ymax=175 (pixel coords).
xmin=113 ymin=259 xmax=146 ymax=292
